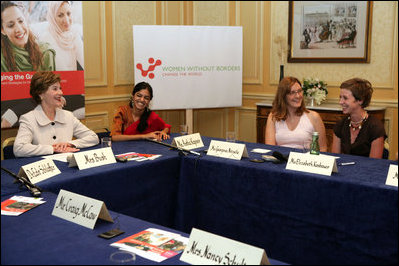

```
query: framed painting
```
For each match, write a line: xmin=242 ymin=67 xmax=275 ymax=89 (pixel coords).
xmin=288 ymin=1 xmax=372 ymax=63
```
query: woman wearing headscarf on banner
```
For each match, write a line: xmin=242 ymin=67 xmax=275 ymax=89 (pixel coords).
xmin=38 ymin=1 xmax=84 ymax=71
xmin=13 ymin=71 xmax=98 ymax=157
xmin=1 ymin=1 xmax=55 ymax=72
xmin=111 ymin=82 xmax=171 ymax=141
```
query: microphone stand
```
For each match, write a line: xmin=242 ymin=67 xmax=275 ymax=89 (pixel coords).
xmin=145 ymin=138 xmax=201 ymax=156
xmin=1 ymin=167 xmax=42 ymax=197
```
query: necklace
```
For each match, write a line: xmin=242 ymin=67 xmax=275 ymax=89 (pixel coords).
xmin=348 ymin=112 xmax=368 ymax=131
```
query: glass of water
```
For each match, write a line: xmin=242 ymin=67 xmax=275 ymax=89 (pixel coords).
xmin=180 ymin=125 xmax=188 ymax=135
xmin=101 ymin=137 xmax=112 ymax=148
xmin=226 ymin=131 xmax=236 ymax=142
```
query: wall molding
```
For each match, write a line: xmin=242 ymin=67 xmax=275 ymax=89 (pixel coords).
xmin=239 ymin=1 xmax=264 ymax=85
xmin=242 ymin=93 xmax=398 ymax=108
xmin=85 ymin=94 xmax=130 ymax=104
xmin=84 ymin=2 xmax=107 ymax=87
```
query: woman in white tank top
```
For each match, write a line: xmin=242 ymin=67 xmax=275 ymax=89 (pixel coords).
xmin=265 ymin=77 xmax=327 ymax=151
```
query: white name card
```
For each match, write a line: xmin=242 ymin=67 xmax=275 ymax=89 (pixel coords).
xmin=172 ymin=133 xmax=204 ymax=150
xmin=385 ymin=164 xmax=398 ymax=187
xmin=18 ymin=158 xmax=61 ymax=184
xmin=207 ymin=140 xmax=248 ymax=160
xmin=180 ymin=228 xmax=270 ymax=265
xmin=286 ymin=152 xmax=338 ymax=176
xmin=67 ymin=147 xmax=116 ymax=170
xmin=52 ymin=189 xmax=114 ymax=229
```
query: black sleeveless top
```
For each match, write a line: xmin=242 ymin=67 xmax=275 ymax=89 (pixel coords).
xmin=333 ymin=115 xmax=386 ymax=157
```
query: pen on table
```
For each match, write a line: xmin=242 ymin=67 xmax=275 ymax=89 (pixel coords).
xmin=339 ymin=162 xmax=356 ymax=166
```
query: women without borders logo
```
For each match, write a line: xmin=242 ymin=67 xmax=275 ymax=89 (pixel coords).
xmin=136 ymin=58 xmax=162 ymax=79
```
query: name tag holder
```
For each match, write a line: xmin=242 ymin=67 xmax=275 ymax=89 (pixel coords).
xmin=67 ymin=147 xmax=116 ymax=170
xmin=18 ymin=158 xmax=61 ymax=184
xmin=207 ymin=140 xmax=248 ymax=160
xmin=172 ymin=133 xmax=204 ymax=150
xmin=52 ymin=189 xmax=114 ymax=229
xmin=180 ymin=228 xmax=269 ymax=265
xmin=385 ymin=164 xmax=398 ymax=187
xmin=286 ymin=152 xmax=338 ymax=176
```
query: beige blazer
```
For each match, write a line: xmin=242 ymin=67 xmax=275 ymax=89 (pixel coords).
xmin=14 ymin=105 xmax=99 ymax=157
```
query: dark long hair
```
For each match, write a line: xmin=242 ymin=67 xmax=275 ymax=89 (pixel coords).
xmin=1 ymin=1 xmax=43 ymax=71
xmin=130 ymin=82 xmax=153 ymax=132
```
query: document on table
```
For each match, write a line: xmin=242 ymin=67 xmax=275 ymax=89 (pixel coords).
xmin=42 ymin=153 xmax=72 ymax=162
xmin=251 ymin=148 xmax=271 ymax=154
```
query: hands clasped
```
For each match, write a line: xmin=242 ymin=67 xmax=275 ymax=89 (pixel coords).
xmin=146 ymin=131 xmax=170 ymax=141
xmin=53 ymin=142 xmax=80 ymax=153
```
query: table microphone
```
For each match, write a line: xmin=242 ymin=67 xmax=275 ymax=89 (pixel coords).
xmin=272 ymin=151 xmax=288 ymax=162
xmin=1 ymin=167 xmax=42 ymax=197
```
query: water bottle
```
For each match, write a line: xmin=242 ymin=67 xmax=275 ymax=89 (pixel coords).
xmin=310 ymin=132 xmax=320 ymax=155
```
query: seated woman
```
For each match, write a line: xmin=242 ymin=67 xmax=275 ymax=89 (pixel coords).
xmin=265 ymin=76 xmax=327 ymax=151
xmin=332 ymin=78 xmax=386 ymax=158
xmin=13 ymin=71 xmax=98 ymax=157
xmin=111 ymin=82 xmax=171 ymax=141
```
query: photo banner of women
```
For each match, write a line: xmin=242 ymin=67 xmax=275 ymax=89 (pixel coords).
xmin=1 ymin=1 xmax=84 ymax=129
xmin=133 ymin=25 xmax=243 ymax=110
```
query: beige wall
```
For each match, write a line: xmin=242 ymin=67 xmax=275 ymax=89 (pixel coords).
xmin=2 ymin=1 xmax=398 ymax=160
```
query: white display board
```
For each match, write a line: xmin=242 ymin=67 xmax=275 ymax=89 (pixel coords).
xmin=133 ymin=25 xmax=242 ymax=110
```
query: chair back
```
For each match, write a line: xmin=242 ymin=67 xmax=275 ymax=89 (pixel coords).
xmin=2 ymin=137 xmax=16 ymax=160
xmin=96 ymin=128 xmax=111 ymax=140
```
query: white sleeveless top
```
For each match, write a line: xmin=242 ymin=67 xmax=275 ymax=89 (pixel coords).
xmin=275 ymin=113 xmax=315 ymax=149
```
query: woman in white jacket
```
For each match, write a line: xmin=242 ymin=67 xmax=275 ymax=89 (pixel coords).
xmin=13 ymin=71 xmax=98 ymax=157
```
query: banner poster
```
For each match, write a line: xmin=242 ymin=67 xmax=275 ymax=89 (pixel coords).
xmin=133 ymin=25 xmax=242 ymax=110
xmin=1 ymin=1 xmax=85 ymax=129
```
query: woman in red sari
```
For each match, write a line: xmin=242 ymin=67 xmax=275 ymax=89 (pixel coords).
xmin=111 ymin=82 xmax=171 ymax=141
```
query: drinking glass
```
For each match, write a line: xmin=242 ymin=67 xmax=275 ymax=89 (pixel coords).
xmin=303 ymin=140 xmax=311 ymax=153
xmin=180 ymin=125 xmax=188 ymax=135
xmin=101 ymin=137 xmax=112 ymax=148
xmin=226 ymin=131 xmax=236 ymax=142
xmin=109 ymin=250 xmax=136 ymax=264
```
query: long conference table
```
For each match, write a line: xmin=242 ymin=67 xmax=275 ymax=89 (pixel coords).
xmin=1 ymin=134 xmax=397 ymax=265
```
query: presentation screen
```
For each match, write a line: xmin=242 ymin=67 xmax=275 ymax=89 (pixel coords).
xmin=133 ymin=25 xmax=242 ymax=110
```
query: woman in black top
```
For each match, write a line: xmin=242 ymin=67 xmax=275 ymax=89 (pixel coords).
xmin=332 ymin=78 xmax=386 ymax=158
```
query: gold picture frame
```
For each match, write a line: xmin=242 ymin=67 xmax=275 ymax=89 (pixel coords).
xmin=288 ymin=1 xmax=372 ymax=63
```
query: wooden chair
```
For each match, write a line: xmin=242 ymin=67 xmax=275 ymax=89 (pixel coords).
xmin=2 ymin=137 xmax=16 ymax=160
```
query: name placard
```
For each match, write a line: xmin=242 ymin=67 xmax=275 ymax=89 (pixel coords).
xmin=180 ymin=228 xmax=270 ymax=265
xmin=385 ymin=164 xmax=398 ymax=187
xmin=207 ymin=140 xmax=248 ymax=160
xmin=67 ymin=147 xmax=116 ymax=170
xmin=52 ymin=189 xmax=113 ymax=229
xmin=286 ymin=152 xmax=338 ymax=176
xmin=18 ymin=158 xmax=61 ymax=184
xmin=172 ymin=133 xmax=204 ymax=150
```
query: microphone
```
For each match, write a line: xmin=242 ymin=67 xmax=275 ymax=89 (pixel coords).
xmin=1 ymin=167 xmax=42 ymax=197
xmin=272 ymin=151 xmax=288 ymax=162
xmin=146 ymin=138 xmax=201 ymax=156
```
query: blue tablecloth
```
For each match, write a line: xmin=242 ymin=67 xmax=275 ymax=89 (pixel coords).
xmin=1 ymin=191 xmax=188 ymax=265
xmin=1 ymin=135 xmax=397 ymax=264
xmin=175 ymin=137 xmax=398 ymax=264
xmin=1 ymin=139 xmax=182 ymax=228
